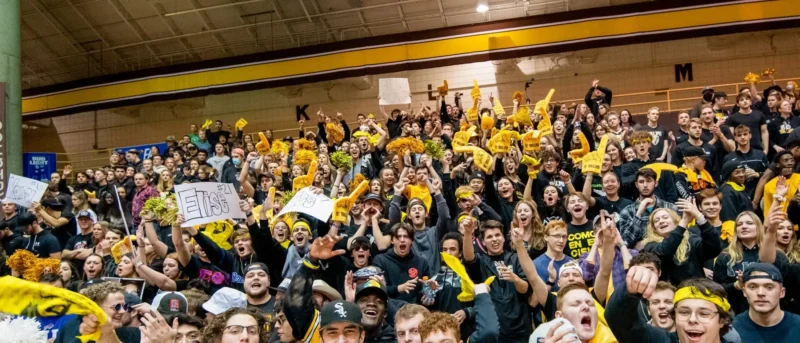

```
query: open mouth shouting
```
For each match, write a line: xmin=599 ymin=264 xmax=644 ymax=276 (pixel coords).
xmin=682 ymin=328 xmax=706 ymax=342
xmin=354 ymin=250 xmax=369 ymax=266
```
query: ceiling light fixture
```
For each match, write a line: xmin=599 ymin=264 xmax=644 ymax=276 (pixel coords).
xmin=476 ymin=3 xmax=489 ymax=13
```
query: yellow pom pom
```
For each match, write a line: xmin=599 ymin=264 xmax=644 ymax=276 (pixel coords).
xmin=294 ymin=149 xmax=318 ymax=166
xmin=386 ymin=137 xmax=425 ymax=156
xmin=326 ymin=123 xmax=344 ymax=144
xmin=296 ymin=138 xmax=315 ymax=151
xmin=481 ymin=116 xmax=495 ymax=131
xmin=744 ymin=72 xmax=761 ymax=83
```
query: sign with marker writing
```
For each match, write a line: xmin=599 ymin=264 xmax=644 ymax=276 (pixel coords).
xmin=276 ymin=187 xmax=334 ymax=222
xmin=6 ymin=174 xmax=48 ymax=208
xmin=379 ymin=78 xmax=411 ymax=105
xmin=175 ymin=182 xmax=246 ymax=227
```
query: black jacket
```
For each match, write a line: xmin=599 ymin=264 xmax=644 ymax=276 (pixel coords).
xmin=643 ymin=222 xmax=721 ymax=286
xmin=585 ymin=86 xmax=613 ymax=115
xmin=372 ymin=248 xmax=431 ymax=304
xmin=714 ymin=245 xmax=761 ymax=314
xmin=220 ymin=160 xmax=241 ymax=191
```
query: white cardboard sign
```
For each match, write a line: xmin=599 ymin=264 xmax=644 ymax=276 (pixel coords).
xmin=276 ymin=187 xmax=334 ymax=222
xmin=6 ymin=173 xmax=48 ymax=208
xmin=175 ymin=182 xmax=246 ymax=227
xmin=379 ymin=78 xmax=412 ymax=105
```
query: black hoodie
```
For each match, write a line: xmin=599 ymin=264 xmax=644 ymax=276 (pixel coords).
xmin=372 ymin=248 xmax=431 ymax=304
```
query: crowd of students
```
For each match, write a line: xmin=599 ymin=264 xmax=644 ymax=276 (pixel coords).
xmin=3 ymin=75 xmax=800 ymax=343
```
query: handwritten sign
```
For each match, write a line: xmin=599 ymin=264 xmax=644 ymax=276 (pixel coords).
xmin=175 ymin=182 xmax=246 ymax=227
xmin=5 ymin=174 xmax=47 ymax=208
xmin=276 ymin=187 xmax=334 ymax=222
xmin=379 ymin=78 xmax=411 ymax=105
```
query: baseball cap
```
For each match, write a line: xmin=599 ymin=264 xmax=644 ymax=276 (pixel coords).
xmin=353 ymin=266 xmax=383 ymax=281
xmin=319 ymin=300 xmax=362 ymax=330
xmin=16 ymin=213 xmax=37 ymax=228
xmin=202 ymin=287 xmax=247 ymax=315
xmin=720 ymin=160 xmax=746 ymax=181
xmin=592 ymin=210 xmax=613 ymax=227
xmin=349 ymin=236 xmax=371 ymax=250
xmin=743 ymin=263 xmax=783 ymax=284
xmin=558 ymin=261 xmax=584 ymax=278
xmin=244 ymin=262 xmax=269 ymax=277
xmin=166 ymin=135 xmax=176 ymax=142
xmin=124 ymin=292 xmax=143 ymax=307
xmin=270 ymin=278 xmax=292 ymax=293
xmin=313 ymin=280 xmax=342 ymax=301
xmin=680 ymin=146 xmax=706 ymax=159
xmin=363 ymin=193 xmax=383 ymax=206
xmin=355 ymin=279 xmax=387 ymax=302
xmin=469 ymin=172 xmax=486 ymax=182
xmin=127 ymin=149 xmax=140 ymax=154
xmin=41 ymin=198 xmax=64 ymax=210
xmin=77 ymin=210 xmax=98 ymax=223
xmin=153 ymin=292 xmax=188 ymax=315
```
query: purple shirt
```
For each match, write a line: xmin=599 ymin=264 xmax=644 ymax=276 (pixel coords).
xmin=578 ymin=247 xmax=638 ymax=287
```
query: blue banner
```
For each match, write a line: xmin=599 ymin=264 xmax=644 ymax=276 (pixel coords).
xmin=23 ymin=152 xmax=57 ymax=182
xmin=115 ymin=142 xmax=169 ymax=160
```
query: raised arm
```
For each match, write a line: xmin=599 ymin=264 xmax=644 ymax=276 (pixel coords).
xmin=512 ymin=227 xmax=549 ymax=307
xmin=467 ymin=285 xmax=499 ymax=343
xmin=142 ymin=219 xmax=168 ymax=259
xmin=582 ymin=172 xmax=597 ymax=207
xmin=172 ymin=215 xmax=191 ymax=267
xmin=593 ymin=213 xmax=616 ymax=305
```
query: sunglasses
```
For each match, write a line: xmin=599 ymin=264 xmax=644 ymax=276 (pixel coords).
xmin=105 ymin=303 xmax=132 ymax=312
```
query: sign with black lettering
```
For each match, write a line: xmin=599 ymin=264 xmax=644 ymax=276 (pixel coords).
xmin=175 ymin=182 xmax=245 ymax=227
xmin=675 ymin=63 xmax=693 ymax=82
xmin=296 ymin=104 xmax=310 ymax=122
xmin=6 ymin=173 xmax=47 ymax=208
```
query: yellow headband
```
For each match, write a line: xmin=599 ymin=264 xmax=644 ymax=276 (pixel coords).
xmin=630 ymin=137 xmax=652 ymax=144
xmin=293 ymin=221 xmax=311 ymax=233
xmin=674 ymin=286 xmax=731 ymax=312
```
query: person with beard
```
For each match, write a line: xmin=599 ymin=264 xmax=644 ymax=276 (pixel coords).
xmin=282 ymin=220 xmax=314 ymax=279
xmin=618 ymin=168 xmax=679 ymax=249
xmin=180 ymin=200 xmax=262 ymax=291
xmin=533 ymin=220 xmax=573 ymax=292
xmin=674 ymin=146 xmax=717 ymax=200
xmin=388 ymin=177 xmax=449 ymax=273
xmin=733 ymin=263 xmax=800 ymax=342
xmin=723 ymin=125 xmax=767 ymax=200
xmin=583 ymin=172 xmax=632 ymax=220
xmin=462 ymin=219 xmax=530 ymax=342
xmin=32 ymin=197 xmax=73 ymax=249
xmin=607 ymin=267 xmax=736 ymax=343
xmin=19 ymin=212 xmax=61 ymax=258
xmin=244 ymin=262 xmax=277 ymax=334
xmin=372 ymin=223 xmax=432 ymax=304
xmin=718 ymin=162 xmax=753 ymax=224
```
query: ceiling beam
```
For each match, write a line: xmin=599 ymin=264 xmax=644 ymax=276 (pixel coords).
xmin=188 ymin=0 xmax=235 ymax=56
xmin=104 ymin=0 xmax=170 ymax=66
xmin=163 ymin=0 xmax=267 ymax=17
xmin=149 ymin=2 xmax=203 ymax=62
xmin=64 ymin=0 xmax=137 ymax=71
xmin=298 ymin=0 xmax=313 ymax=23
xmin=268 ymin=0 xmax=298 ymax=47
xmin=308 ymin=0 xmax=336 ymax=42
xmin=397 ymin=3 xmax=409 ymax=32
xmin=27 ymin=0 xmax=107 ymax=75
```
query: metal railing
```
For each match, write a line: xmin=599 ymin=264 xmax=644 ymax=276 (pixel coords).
xmin=51 ymin=76 xmax=796 ymax=176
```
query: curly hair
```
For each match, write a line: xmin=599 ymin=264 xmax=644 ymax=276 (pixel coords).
xmin=511 ymin=200 xmax=546 ymax=251
xmin=80 ymin=281 xmax=125 ymax=303
xmin=203 ymin=307 xmax=269 ymax=343
xmin=418 ymin=312 xmax=460 ymax=341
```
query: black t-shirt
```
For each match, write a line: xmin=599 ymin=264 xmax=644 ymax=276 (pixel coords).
xmin=640 ymin=124 xmax=669 ymax=160
xmin=565 ymin=221 xmax=594 ymax=259
xmin=65 ymin=232 xmax=95 ymax=271
xmin=183 ymin=255 xmax=231 ymax=293
xmin=727 ymin=110 xmax=767 ymax=150
xmin=24 ymin=230 xmax=62 ymax=258
xmin=44 ymin=212 xmax=75 ymax=250
xmin=594 ymin=196 xmax=633 ymax=219
xmin=249 ymin=297 xmax=277 ymax=335
xmin=0 ymin=215 xmax=19 ymax=235
xmin=733 ymin=311 xmax=800 ymax=343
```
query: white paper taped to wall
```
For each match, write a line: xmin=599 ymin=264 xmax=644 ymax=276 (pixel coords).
xmin=379 ymin=78 xmax=412 ymax=105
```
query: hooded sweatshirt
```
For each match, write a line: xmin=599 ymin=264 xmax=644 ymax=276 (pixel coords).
xmin=388 ymin=193 xmax=451 ymax=273
xmin=372 ymin=248 xmax=431 ymax=304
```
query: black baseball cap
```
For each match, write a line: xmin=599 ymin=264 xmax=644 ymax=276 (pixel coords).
xmin=469 ymin=172 xmax=486 ymax=182
xmin=743 ymin=263 xmax=783 ymax=284
xmin=16 ymin=212 xmax=37 ymax=228
xmin=156 ymin=292 xmax=189 ymax=315
xmin=41 ymin=198 xmax=64 ymax=210
xmin=319 ymin=300 xmax=362 ymax=330
xmin=350 ymin=236 xmax=371 ymax=250
xmin=363 ymin=193 xmax=383 ymax=206
xmin=681 ymin=146 xmax=706 ymax=159
xmin=355 ymin=279 xmax=388 ymax=302
xmin=244 ymin=262 xmax=269 ymax=277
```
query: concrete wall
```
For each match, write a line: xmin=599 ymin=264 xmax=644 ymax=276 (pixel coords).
xmin=23 ymin=27 xmax=800 ymax=169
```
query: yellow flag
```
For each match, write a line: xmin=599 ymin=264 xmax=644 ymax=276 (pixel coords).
xmin=201 ymin=119 xmax=213 ymax=130
xmin=535 ymin=89 xmax=555 ymax=136
xmin=440 ymin=253 xmax=495 ymax=302
xmin=582 ymin=134 xmax=609 ymax=175
xmin=0 ymin=276 xmax=107 ymax=343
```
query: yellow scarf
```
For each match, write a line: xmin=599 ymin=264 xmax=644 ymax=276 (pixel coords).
xmin=764 ymin=173 xmax=800 ymax=218
xmin=676 ymin=167 xmax=716 ymax=187
xmin=725 ymin=181 xmax=745 ymax=192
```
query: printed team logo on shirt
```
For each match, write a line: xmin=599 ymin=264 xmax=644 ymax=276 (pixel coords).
xmin=649 ymin=130 xmax=663 ymax=146
xmin=408 ymin=268 xmax=418 ymax=279
xmin=74 ymin=241 xmax=88 ymax=250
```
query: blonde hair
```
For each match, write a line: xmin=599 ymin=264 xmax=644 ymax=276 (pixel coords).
xmin=727 ymin=211 xmax=764 ymax=267
xmin=157 ymin=170 xmax=174 ymax=193
xmin=511 ymin=200 xmax=546 ymax=251
xmin=784 ymin=233 xmax=800 ymax=264
xmin=640 ymin=209 xmax=690 ymax=264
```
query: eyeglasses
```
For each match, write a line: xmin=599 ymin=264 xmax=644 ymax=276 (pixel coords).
xmin=548 ymin=234 xmax=567 ymax=241
xmin=674 ymin=308 xmax=718 ymax=323
xmin=104 ymin=303 xmax=131 ymax=313
xmin=224 ymin=325 xmax=260 ymax=336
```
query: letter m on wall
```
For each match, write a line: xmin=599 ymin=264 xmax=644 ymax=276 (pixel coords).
xmin=675 ymin=63 xmax=693 ymax=82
